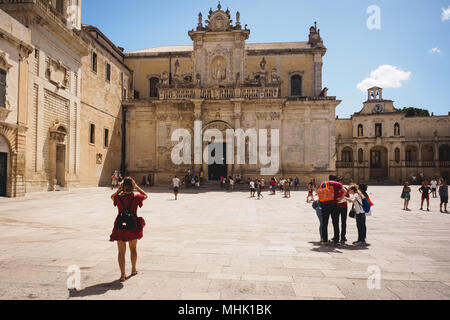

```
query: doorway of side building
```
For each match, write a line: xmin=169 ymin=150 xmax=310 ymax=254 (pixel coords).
xmin=56 ymin=145 xmax=66 ymax=187
xmin=0 ymin=152 xmax=7 ymax=197
xmin=370 ymin=146 xmax=388 ymax=180
xmin=208 ymin=142 xmax=227 ymax=181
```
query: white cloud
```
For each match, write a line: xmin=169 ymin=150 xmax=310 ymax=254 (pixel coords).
xmin=357 ymin=65 xmax=411 ymax=92
xmin=429 ymin=47 xmax=442 ymax=54
xmin=442 ymin=6 xmax=450 ymax=21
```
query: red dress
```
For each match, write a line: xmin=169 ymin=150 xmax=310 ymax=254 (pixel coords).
xmin=109 ymin=193 xmax=146 ymax=242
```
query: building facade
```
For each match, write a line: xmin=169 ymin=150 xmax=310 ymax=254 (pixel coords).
xmin=0 ymin=2 xmax=449 ymax=197
xmin=123 ymin=4 xmax=341 ymax=184
xmin=79 ymin=25 xmax=132 ymax=187
xmin=336 ymin=87 xmax=450 ymax=184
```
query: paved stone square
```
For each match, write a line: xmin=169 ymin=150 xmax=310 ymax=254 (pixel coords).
xmin=0 ymin=185 xmax=449 ymax=300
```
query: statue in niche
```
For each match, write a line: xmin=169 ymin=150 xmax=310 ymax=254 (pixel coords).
xmin=161 ymin=71 xmax=169 ymax=85
xmin=235 ymin=72 xmax=240 ymax=84
xmin=196 ymin=73 xmax=201 ymax=86
xmin=174 ymin=59 xmax=180 ymax=76
xmin=260 ymin=57 xmax=266 ymax=71
xmin=212 ymin=56 xmax=227 ymax=81
xmin=271 ymin=68 xmax=279 ymax=84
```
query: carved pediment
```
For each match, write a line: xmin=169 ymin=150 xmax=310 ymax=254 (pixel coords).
xmin=206 ymin=3 xmax=232 ymax=32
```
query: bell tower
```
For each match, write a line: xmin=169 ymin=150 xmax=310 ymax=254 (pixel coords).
xmin=188 ymin=2 xmax=250 ymax=87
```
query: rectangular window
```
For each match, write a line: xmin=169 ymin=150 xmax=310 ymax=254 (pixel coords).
xmin=123 ymin=88 xmax=127 ymax=99
xmin=92 ymin=52 xmax=97 ymax=73
xmin=375 ymin=123 xmax=382 ymax=137
xmin=0 ymin=69 xmax=6 ymax=108
xmin=106 ymin=63 xmax=111 ymax=82
xmin=104 ymin=128 xmax=109 ymax=148
xmin=89 ymin=123 xmax=95 ymax=144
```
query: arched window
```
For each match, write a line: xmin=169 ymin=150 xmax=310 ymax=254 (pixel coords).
xmin=394 ymin=123 xmax=400 ymax=136
xmin=149 ymin=77 xmax=159 ymax=98
xmin=358 ymin=148 xmax=364 ymax=164
xmin=357 ymin=124 xmax=364 ymax=137
xmin=395 ymin=148 xmax=400 ymax=163
xmin=290 ymin=75 xmax=302 ymax=96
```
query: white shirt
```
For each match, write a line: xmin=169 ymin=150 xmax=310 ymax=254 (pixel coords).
xmin=351 ymin=193 xmax=365 ymax=214
xmin=430 ymin=180 xmax=437 ymax=188
xmin=249 ymin=181 xmax=255 ymax=188
xmin=173 ymin=178 xmax=180 ymax=187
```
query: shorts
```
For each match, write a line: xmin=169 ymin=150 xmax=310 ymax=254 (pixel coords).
xmin=432 ymin=188 xmax=437 ymax=192
xmin=422 ymin=195 xmax=429 ymax=201
xmin=174 ymin=187 xmax=179 ymax=193
xmin=441 ymin=197 xmax=448 ymax=204
xmin=250 ymin=188 xmax=255 ymax=192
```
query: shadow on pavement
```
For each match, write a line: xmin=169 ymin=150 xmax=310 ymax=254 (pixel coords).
xmin=68 ymin=280 xmax=124 ymax=298
xmin=309 ymin=241 xmax=371 ymax=253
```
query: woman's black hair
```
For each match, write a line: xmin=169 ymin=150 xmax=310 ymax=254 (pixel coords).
xmin=121 ymin=177 xmax=134 ymax=194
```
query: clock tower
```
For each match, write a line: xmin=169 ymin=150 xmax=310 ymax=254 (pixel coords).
xmin=359 ymin=87 xmax=397 ymax=115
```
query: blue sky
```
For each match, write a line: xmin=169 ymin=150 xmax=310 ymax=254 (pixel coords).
xmin=82 ymin=0 xmax=450 ymax=118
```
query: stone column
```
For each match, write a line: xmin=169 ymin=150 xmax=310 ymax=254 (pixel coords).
xmin=231 ymin=99 xmax=243 ymax=176
xmin=313 ymin=54 xmax=323 ymax=96
xmin=191 ymin=99 xmax=203 ymax=175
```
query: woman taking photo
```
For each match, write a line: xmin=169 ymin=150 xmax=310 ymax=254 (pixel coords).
xmin=346 ymin=184 xmax=367 ymax=246
xmin=110 ymin=177 xmax=148 ymax=281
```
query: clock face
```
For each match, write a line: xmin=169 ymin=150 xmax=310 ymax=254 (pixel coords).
xmin=373 ymin=104 xmax=383 ymax=113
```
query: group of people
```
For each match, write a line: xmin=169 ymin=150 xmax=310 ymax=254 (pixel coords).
xmin=111 ymin=171 xmax=124 ymax=189
xmin=401 ymin=177 xmax=448 ymax=213
xmin=184 ymin=168 xmax=204 ymax=189
xmin=313 ymin=175 xmax=372 ymax=246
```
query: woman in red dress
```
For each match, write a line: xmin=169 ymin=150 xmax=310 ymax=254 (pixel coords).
xmin=110 ymin=177 xmax=148 ymax=281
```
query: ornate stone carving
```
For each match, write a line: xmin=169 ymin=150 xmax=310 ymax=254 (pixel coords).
xmin=156 ymin=113 xmax=168 ymax=121
xmin=212 ymin=56 xmax=227 ymax=81
xmin=49 ymin=121 xmax=67 ymax=143
xmin=96 ymin=153 xmax=103 ymax=164
xmin=46 ymin=58 xmax=70 ymax=89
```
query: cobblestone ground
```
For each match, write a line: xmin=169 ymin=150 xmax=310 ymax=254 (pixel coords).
xmin=0 ymin=185 xmax=449 ymax=300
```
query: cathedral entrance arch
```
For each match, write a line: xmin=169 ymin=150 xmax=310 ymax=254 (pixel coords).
xmin=202 ymin=121 xmax=234 ymax=181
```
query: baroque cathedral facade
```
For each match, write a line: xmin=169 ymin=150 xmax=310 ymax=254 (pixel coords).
xmin=0 ymin=1 xmax=448 ymax=197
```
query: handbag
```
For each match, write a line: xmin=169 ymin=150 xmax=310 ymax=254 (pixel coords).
xmin=116 ymin=195 xmax=137 ymax=230
xmin=349 ymin=204 xmax=356 ymax=218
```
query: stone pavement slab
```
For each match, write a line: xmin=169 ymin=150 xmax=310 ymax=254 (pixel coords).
xmin=0 ymin=186 xmax=449 ymax=300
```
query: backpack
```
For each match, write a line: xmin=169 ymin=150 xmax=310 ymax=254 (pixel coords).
xmin=317 ymin=182 xmax=334 ymax=202
xmin=116 ymin=196 xmax=137 ymax=230
xmin=362 ymin=197 xmax=371 ymax=213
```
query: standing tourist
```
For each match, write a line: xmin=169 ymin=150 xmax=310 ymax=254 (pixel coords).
xmin=317 ymin=175 xmax=346 ymax=245
xmin=229 ymin=176 xmax=235 ymax=191
xmin=401 ymin=182 xmax=411 ymax=211
xmin=294 ymin=177 xmax=300 ymax=191
xmin=249 ymin=179 xmax=256 ymax=198
xmin=147 ymin=174 xmax=152 ymax=187
xmin=173 ymin=175 xmax=180 ymax=200
xmin=419 ymin=181 xmax=431 ymax=211
xmin=439 ymin=180 xmax=448 ymax=213
xmin=111 ymin=172 xmax=118 ymax=190
xmin=335 ymin=177 xmax=348 ymax=244
xmin=313 ymin=199 xmax=324 ymax=242
xmin=110 ymin=177 xmax=148 ymax=282
xmin=306 ymin=179 xmax=314 ymax=203
xmin=430 ymin=178 xmax=438 ymax=198
xmin=257 ymin=180 xmax=264 ymax=199
xmin=141 ymin=176 xmax=147 ymax=187
xmin=345 ymin=184 xmax=367 ymax=246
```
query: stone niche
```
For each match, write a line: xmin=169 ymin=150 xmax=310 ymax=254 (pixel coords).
xmin=46 ymin=58 xmax=69 ymax=89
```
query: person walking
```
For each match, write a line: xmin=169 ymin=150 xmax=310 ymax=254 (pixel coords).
xmin=257 ymin=180 xmax=264 ymax=199
xmin=306 ymin=179 xmax=314 ymax=203
xmin=294 ymin=177 xmax=299 ymax=191
xmin=173 ymin=175 xmax=180 ymax=200
xmin=345 ymin=184 xmax=367 ymax=246
xmin=401 ymin=182 xmax=411 ymax=211
xmin=419 ymin=181 xmax=431 ymax=211
xmin=110 ymin=177 xmax=148 ymax=282
xmin=439 ymin=180 xmax=448 ymax=213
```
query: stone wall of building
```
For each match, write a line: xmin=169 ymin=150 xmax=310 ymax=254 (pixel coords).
xmin=79 ymin=25 xmax=131 ymax=187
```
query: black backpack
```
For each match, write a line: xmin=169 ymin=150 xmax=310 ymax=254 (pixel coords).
xmin=116 ymin=196 xmax=137 ymax=230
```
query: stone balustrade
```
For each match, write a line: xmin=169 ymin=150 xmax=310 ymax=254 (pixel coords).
xmin=157 ymin=86 xmax=281 ymax=101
